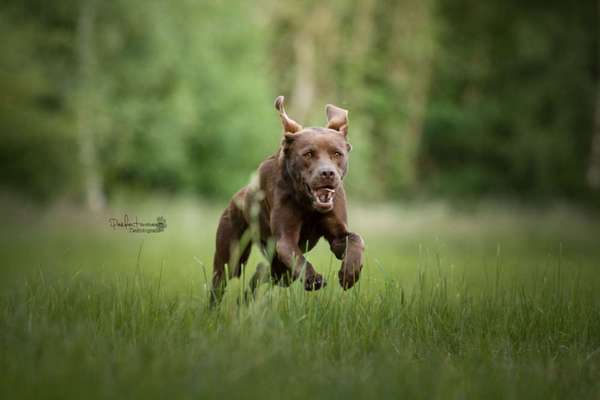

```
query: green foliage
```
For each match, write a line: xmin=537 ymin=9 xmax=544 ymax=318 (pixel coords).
xmin=422 ymin=0 xmax=597 ymax=198
xmin=100 ymin=2 xmax=277 ymax=197
xmin=0 ymin=0 xmax=597 ymax=202
xmin=0 ymin=1 xmax=277 ymax=200
xmin=0 ymin=7 xmax=78 ymax=200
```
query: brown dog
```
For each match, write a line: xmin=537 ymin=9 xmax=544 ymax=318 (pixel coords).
xmin=210 ymin=96 xmax=364 ymax=304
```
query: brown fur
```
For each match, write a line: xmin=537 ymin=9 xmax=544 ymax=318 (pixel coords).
xmin=210 ymin=96 xmax=364 ymax=304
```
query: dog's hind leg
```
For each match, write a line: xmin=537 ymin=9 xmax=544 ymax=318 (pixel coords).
xmin=210 ymin=202 xmax=251 ymax=306
xmin=244 ymin=262 xmax=270 ymax=302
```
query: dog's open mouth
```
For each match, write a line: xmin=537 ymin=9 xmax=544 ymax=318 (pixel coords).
xmin=311 ymin=186 xmax=335 ymax=211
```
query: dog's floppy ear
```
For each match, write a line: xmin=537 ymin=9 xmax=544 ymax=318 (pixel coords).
xmin=325 ymin=103 xmax=348 ymax=137
xmin=274 ymin=96 xmax=302 ymax=134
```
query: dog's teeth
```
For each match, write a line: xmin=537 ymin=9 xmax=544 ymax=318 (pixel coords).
xmin=314 ymin=187 xmax=335 ymax=206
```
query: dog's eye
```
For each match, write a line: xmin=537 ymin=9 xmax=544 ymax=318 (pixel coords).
xmin=333 ymin=151 xmax=343 ymax=159
xmin=303 ymin=151 xmax=313 ymax=160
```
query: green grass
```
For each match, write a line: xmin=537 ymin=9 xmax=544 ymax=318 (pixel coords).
xmin=1 ymin=197 xmax=600 ymax=399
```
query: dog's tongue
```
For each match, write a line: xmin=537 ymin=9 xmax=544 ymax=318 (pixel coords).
xmin=315 ymin=188 xmax=335 ymax=205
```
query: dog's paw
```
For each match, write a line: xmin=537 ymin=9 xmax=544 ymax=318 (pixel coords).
xmin=338 ymin=268 xmax=360 ymax=290
xmin=304 ymin=273 xmax=327 ymax=291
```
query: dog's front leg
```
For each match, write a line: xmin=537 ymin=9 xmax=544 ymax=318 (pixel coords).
xmin=329 ymin=232 xmax=365 ymax=289
xmin=271 ymin=205 xmax=326 ymax=291
xmin=275 ymin=238 xmax=325 ymax=290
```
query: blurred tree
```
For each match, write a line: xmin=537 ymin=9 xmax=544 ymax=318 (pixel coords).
xmin=75 ymin=0 xmax=105 ymax=210
xmin=0 ymin=2 xmax=79 ymax=201
xmin=269 ymin=0 xmax=435 ymax=198
xmin=0 ymin=0 xmax=277 ymax=202
xmin=422 ymin=0 xmax=597 ymax=199
xmin=586 ymin=2 xmax=600 ymax=191
xmin=588 ymin=82 xmax=600 ymax=191
xmin=0 ymin=0 xmax=597 ymax=204
xmin=349 ymin=0 xmax=435 ymax=196
xmin=98 ymin=1 xmax=277 ymax=198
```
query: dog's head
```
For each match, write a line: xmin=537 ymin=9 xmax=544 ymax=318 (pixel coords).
xmin=275 ymin=96 xmax=352 ymax=213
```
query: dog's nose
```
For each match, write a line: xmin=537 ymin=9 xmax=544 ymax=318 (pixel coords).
xmin=319 ymin=168 xmax=336 ymax=179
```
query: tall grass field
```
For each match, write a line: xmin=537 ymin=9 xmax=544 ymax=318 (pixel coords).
xmin=1 ymin=198 xmax=599 ymax=399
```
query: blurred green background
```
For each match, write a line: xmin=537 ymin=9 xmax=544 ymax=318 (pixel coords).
xmin=1 ymin=3 xmax=600 ymax=398
xmin=1 ymin=0 xmax=598 ymax=207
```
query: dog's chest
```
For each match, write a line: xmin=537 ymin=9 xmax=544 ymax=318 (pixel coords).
xmin=298 ymin=220 xmax=323 ymax=252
